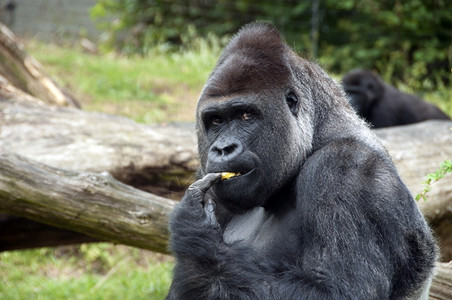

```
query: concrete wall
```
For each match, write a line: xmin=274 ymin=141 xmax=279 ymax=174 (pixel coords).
xmin=0 ymin=0 xmax=102 ymax=41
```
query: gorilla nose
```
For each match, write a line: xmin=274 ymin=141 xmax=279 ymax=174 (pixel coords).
xmin=209 ymin=137 xmax=243 ymax=159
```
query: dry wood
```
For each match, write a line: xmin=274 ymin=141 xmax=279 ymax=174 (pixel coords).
xmin=375 ymin=122 xmax=452 ymax=261
xmin=0 ymin=98 xmax=198 ymax=198
xmin=430 ymin=261 xmax=452 ymax=300
xmin=0 ymin=23 xmax=79 ymax=107
xmin=0 ymin=151 xmax=176 ymax=254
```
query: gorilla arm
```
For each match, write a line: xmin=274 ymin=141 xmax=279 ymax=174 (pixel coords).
xmin=166 ymin=173 xmax=273 ymax=300
xmin=282 ymin=138 xmax=436 ymax=299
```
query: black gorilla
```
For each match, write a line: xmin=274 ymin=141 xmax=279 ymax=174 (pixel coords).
xmin=342 ymin=69 xmax=450 ymax=128
xmin=167 ymin=23 xmax=436 ymax=299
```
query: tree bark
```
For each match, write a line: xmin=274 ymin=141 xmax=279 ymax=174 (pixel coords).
xmin=0 ymin=98 xmax=197 ymax=198
xmin=430 ymin=262 xmax=452 ymax=300
xmin=375 ymin=122 xmax=452 ymax=261
xmin=0 ymin=22 xmax=79 ymax=107
xmin=0 ymin=151 xmax=176 ymax=254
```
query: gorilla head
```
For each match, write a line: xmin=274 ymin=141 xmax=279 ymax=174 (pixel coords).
xmin=342 ymin=69 xmax=450 ymax=128
xmin=341 ymin=69 xmax=384 ymax=117
xmin=195 ymin=24 xmax=336 ymax=213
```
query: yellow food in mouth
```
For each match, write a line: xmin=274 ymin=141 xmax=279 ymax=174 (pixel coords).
xmin=220 ymin=172 xmax=241 ymax=180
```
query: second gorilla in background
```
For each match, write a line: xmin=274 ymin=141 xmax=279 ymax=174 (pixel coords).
xmin=342 ymin=69 xmax=450 ymax=128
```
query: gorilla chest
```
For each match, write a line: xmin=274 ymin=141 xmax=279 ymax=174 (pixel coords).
xmin=223 ymin=207 xmax=298 ymax=258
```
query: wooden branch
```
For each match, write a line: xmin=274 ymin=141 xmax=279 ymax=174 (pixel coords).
xmin=430 ymin=262 xmax=452 ymax=300
xmin=0 ymin=22 xmax=79 ymax=107
xmin=375 ymin=121 xmax=452 ymax=261
xmin=0 ymin=151 xmax=176 ymax=254
xmin=0 ymin=98 xmax=198 ymax=197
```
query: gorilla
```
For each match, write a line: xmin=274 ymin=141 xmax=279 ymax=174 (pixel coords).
xmin=167 ymin=23 xmax=437 ymax=299
xmin=342 ymin=69 xmax=450 ymax=128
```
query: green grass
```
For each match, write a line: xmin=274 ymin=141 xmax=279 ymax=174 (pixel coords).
xmin=25 ymin=38 xmax=222 ymax=123
xmin=0 ymin=244 xmax=173 ymax=299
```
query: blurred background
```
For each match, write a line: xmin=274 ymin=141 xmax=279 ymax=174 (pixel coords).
xmin=0 ymin=0 xmax=451 ymax=299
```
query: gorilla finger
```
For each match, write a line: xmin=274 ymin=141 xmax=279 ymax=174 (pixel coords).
xmin=188 ymin=173 xmax=222 ymax=194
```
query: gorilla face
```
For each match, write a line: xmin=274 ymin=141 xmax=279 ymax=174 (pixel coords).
xmin=197 ymin=89 xmax=304 ymax=213
xmin=342 ymin=70 xmax=384 ymax=119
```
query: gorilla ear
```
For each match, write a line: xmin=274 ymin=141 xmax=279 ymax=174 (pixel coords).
xmin=285 ymin=89 xmax=299 ymax=116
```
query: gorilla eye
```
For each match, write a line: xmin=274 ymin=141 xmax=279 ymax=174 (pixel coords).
xmin=211 ymin=116 xmax=223 ymax=126
xmin=285 ymin=90 xmax=299 ymax=115
xmin=242 ymin=112 xmax=252 ymax=120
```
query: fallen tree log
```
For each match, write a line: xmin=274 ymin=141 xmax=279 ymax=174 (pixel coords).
xmin=0 ymin=22 xmax=79 ymax=107
xmin=0 ymin=151 xmax=176 ymax=254
xmin=0 ymin=98 xmax=197 ymax=250
xmin=376 ymin=123 xmax=452 ymax=261
xmin=0 ymin=98 xmax=198 ymax=198
xmin=430 ymin=261 xmax=452 ymax=300
xmin=1 ymin=97 xmax=450 ymax=201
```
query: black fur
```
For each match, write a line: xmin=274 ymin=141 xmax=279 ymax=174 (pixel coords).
xmin=342 ymin=69 xmax=450 ymax=128
xmin=167 ymin=23 xmax=437 ymax=299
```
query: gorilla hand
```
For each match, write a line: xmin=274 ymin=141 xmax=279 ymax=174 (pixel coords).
xmin=186 ymin=173 xmax=221 ymax=223
xmin=169 ymin=173 xmax=222 ymax=240
xmin=168 ymin=173 xmax=273 ymax=300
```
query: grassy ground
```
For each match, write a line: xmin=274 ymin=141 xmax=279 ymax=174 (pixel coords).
xmin=0 ymin=244 xmax=173 ymax=299
xmin=25 ymin=38 xmax=222 ymax=123
xmin=1 ymin=38 xmax=451 ymax=299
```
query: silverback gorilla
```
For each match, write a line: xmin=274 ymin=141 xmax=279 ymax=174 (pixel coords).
xmin=342 ymin=69 xmax=450 ymax=128
xmin=167 ymin=23 xmax=437 ymax=299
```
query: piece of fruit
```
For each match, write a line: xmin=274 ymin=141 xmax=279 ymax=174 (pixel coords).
xmin=220 ymin=172 xmax=241 ymax=180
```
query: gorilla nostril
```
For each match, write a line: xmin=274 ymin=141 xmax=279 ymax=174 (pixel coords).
xmin=210 ymin=139 xmax=242 ymax=158
xmin=222 ymin=144 xmax=238 ymax=156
